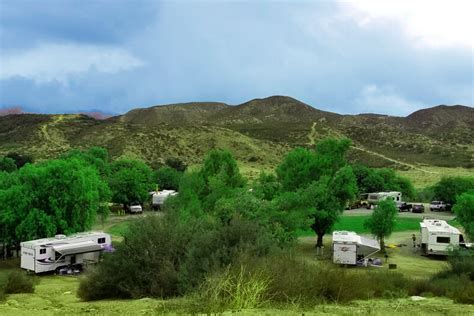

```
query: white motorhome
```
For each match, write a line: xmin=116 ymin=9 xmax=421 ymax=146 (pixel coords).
xmin=332 ymin=231 xmax=381 ymax=265
xmin=420 ymin=219 xmax=471 ymax=255
xmin=152 ymin=190 xmax=178 ymax=210
xmin=367 ymin=191 xmax=401 ymax=208
xmin=20 ymin=232 xmax=112 ymax=274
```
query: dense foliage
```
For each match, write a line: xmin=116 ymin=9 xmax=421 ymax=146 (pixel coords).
xmin=0 ymin=154 xmax=110 ymax=252
xmin=0 ymin=156 xmax=17 ymax=173
xmin=78 ymin=214 xmax=272 ymax=300
xmin=108 ymin=159 xmax=154 ymax=207
xmin=433 ymin=176 xmax=474 ymax=205
xmin=453 ymin=192 xmax=474 ymax=240
xmin=276 ymin=138 xmax=357 ymax=247
xmin=154 ymin=166 xmax=182 ymax=191
xmin=353 ymin=165 xmax=415 ymax=200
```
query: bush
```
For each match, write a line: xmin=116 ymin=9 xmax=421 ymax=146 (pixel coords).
xmin=4 ymin=271 xmax=35 ymax=294
xmin=78 ymin=213 xmax=273 ymax=301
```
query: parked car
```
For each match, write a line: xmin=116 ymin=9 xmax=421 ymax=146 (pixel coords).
xmin=397 ymin=202 xmax=412 ymax=212
xmin=128 ymin=202 xmax=143 ymax=213
xmin=412 ymin=203 xmax=425 ymax=213
xmin=430 ymin=201 xmax=447 ymax=212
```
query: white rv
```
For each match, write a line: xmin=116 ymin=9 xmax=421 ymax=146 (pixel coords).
xmin=367 ymin=191 xmax=401 ymax=208
xmin=152 ymin=190 xmax=178 ymax=209
xmin=20 ymin=232 xmax=112 ymax=274
xmin=420 ymin=219 xmax=471 ymax=255
xmin=332 ymin=231 xmax=381 ymax=265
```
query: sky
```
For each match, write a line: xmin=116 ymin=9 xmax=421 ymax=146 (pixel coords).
xmin=0 ymin=0 xmax=472 ymax=116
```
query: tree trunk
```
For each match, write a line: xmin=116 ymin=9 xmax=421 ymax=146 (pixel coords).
xmin=380 ymin=235 xmax=385 ymax=252
xmin=316 ymin=233 xmax=324 ymax=248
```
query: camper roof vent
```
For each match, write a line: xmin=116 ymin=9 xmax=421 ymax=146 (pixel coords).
xmin=55 ymin=234 xmax=66 ymax=239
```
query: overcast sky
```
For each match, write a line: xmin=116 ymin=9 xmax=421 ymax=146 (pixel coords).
xmin=0 ymin=0 xmax=472 ymax=116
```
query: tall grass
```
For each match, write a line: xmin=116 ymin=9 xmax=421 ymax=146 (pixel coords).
xmin=201 ymin=265 xmax=271 ymax=312
xmin=198 ymin=254 xmax=414 ymax=312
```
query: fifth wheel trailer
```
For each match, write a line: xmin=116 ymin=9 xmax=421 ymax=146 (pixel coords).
xmin=20 ymin=232 xmax=112 ymax=274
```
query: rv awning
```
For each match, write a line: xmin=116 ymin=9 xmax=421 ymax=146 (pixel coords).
xmin=52 ymin=241 xmax=102 ymax=256
xmin=358 ymin=236 xmax=381 ymax=255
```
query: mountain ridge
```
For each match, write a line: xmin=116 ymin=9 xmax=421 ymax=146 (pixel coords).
xmin=0 ymin=96 xmax=472 ymax=171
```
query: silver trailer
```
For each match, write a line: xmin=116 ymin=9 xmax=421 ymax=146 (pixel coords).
xmin=20 ymin=232 xmax=112 ymax=274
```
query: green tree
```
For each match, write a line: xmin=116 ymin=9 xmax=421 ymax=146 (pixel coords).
xmin=165 ymin=157 xmax=187 ymax=172
xmin=108 ymin=159 xmax=153 ymax=208
xmin=364 ymin=199 xmax=398 ymax=251
xmin=198 ymin=149 xmax=246 ymax=211
xmin=0 ymin=157 xmax=110 ymax=248
xmin=433 ymin=177 xmax=474 ymax=205
xmin=252 ymin=171 xmax=281 ymax=201
xmin=5 ymin=152 xmax=33 ymax=169
xmin=352 ymin=165 xmax=415 ymax=200
xmin=62 ymin=147 xmax=110 ymax=176
xmin=154 ymin=166 xmax=182 ymax=191
xmin=276 ymin=147 xmax=319 ymax=191
xmin=453 ymin=192 xmax=474 ymax=240
xmin=200 ymin=149 xmax=245 ymax=190
xmin=0 ymin=156 xmax=17 ymax=173
xmin=276 ymin=138 xmax=357 ymax=248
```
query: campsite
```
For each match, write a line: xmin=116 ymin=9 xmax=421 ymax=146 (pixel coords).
xmin=1 ymin=1 xmax=474 ymax=314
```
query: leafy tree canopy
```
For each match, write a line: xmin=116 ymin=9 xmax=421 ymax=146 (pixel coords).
xmin=154 ymin=166 xmax=182 ymax=191
xmin=108 ymin=159 xmax=154 ymax=206
xmin=0 ymin=156 xmax=17 ymax=173
xmin=364 ymin=199 xmax=398 ymax=250
xmin=276 ymin=138 xmax=357 ymax=247
xmin=0 ymin=157 xmax=110 ymax=243
xmin=433 ymin=176 xmax=474 ymax=205
xmin=453 ymin=192 xmax=474 ymax=240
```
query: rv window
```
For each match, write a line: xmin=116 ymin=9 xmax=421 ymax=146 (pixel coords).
xmin=437 ymin=237 xmax=450 ymax=244
xmin=55 ymin=252 xmax=62 ymax=261
xmin=98 ymin=237 xmax=106 ymax=244
xmin=40 ymin=248 xmax=46 ymax=254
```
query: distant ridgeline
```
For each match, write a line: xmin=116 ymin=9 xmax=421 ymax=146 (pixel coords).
xmin=0 ymin=96 xmax=472 ymax=169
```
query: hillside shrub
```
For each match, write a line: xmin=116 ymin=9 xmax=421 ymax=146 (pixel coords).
xmin=4 ymin=271 xmax=35 ymax=294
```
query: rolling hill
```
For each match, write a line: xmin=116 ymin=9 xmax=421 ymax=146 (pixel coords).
xmin=1 ymin=96 xmax=473 ymax=176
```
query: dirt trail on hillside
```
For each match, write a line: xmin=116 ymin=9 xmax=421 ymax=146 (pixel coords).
xmin=39 ymin=115 xmax=72 ymax=151
xmin=308 ymin=121 xmax=437 ymax=174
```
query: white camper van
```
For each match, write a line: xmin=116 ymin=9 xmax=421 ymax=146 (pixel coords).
xmin=332 ymin=231 xmax=381 ymax=265
xmin=367 ymin=191 xmax=401 ymax=208
xmin=152 ymin=190 xmax=178 ymax=210
xmin=20 ymin=232 xmax=111 ymax=274
xmin=420 ymin=219 xmax=471 ymax=255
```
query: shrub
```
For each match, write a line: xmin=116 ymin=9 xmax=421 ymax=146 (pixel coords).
xmin=4 ymin=271 xmax=35 ymax=294
xmin=178 ymin=217 xmax=273 ymax=293
xmin=78 ymin=213 xmax=273 ymax=301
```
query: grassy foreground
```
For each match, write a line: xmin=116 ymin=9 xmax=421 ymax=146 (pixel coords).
xmin=1 ymin=213 xmax=472 ymax=315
